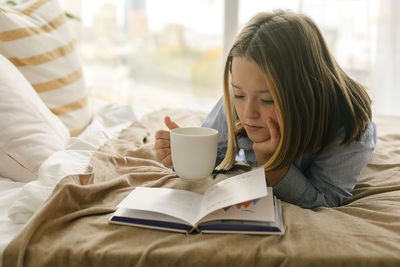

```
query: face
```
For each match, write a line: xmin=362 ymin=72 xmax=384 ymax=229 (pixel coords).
xmin=231 ymin=57 xmax=277 ymax=143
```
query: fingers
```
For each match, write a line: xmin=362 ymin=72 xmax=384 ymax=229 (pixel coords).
xmin=266 ymin=118 xmax=280 ymax=142
xmin=155 ymin=129 xmax=172 ymax=166
xmin=253 ymin=118 xmax=280 ymax=165
xmin=154 ymin=116 xmax=179 ymax=167
xmin=274 ymin=107 xmax=282 ymax=130
xmin=164 ymin=116 xmax=180 ymax=130
xmin=252 ymin=116 xmax=282 ymax=166
xmin=155 ymin=130 xmax=170 ymax=143
xmin=155 ymin=138 xmax=170 ymax=150
xmin=161 ymin=154 xmax=172 ymax=167
xmin=156 ymin=148 xmax=172 ymax=167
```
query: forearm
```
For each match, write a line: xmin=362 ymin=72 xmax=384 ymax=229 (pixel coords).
xmin=272 ymin=163 xmax=347 ymax=208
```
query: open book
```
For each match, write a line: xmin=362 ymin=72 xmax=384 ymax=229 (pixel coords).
xmin=109 ymin=168 xmax=284 ymax=235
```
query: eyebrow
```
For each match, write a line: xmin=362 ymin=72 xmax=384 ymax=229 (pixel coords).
xmin=231 ymin=83 xmax=270 ymax=94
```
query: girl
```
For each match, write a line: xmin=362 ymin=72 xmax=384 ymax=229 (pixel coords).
xmin=155 ymin=10 xmax=376 ymax=209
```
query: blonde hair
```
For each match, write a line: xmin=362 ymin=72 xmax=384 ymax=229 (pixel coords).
xmin=217 ymin=10 xmax=372 ymax=171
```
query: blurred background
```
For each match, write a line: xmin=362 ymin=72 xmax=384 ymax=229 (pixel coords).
xmin=59 ymin=0 xmax=400 ymax=116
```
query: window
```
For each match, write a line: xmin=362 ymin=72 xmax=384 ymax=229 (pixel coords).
xmin=61 ymin=0 xmax=224 ymax=113
xmin=61 ymin=0 xmax=400 ymax=115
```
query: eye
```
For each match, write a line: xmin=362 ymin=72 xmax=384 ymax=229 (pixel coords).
xmin=261 ymin=99 xmax=274 ymax=104
xmin=233 ymin=94 xmax=245 ymax=99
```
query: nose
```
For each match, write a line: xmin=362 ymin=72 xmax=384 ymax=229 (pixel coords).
xmin=243 ymin=98 xmax=260 ymax=118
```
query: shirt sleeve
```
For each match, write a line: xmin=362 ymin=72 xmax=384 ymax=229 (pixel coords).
xmin=273 ymin=122 xmax=377 ymax=209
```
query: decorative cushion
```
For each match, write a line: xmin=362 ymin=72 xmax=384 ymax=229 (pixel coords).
xmin=0 ymin=0 xmax=92 ymax=136
xmin=0 ymin=54 xmax=70 ymax=182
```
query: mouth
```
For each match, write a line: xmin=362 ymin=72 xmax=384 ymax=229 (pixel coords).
xmin=244 ymin=123 xmax=263 ymax=132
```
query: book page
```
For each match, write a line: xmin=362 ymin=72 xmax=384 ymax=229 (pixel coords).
xmin=196 ymin=168 xmax=267 ymax=222
xmin=118 ymin=187 xmax=202 ymax=225
xmin=197 ymin=187 xmax=276 ymax=224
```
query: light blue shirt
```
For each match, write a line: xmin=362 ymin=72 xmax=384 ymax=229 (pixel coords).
xmin=202 ymin=98 xmax=377 ymax=209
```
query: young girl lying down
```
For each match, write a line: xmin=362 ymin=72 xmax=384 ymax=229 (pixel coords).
xmin=155 ymin=10 xmax=376 ymax=209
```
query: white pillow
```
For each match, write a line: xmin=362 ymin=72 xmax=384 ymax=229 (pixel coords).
xmin=0 ymin=0 xmax=92 ymax=136
xmin=0 ymin=54 xmax=70 ymax=182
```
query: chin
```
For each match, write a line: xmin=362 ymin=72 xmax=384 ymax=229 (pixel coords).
xmin=247 ymin=133 xmax=270 ymax=143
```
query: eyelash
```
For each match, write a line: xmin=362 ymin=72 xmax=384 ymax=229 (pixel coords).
xmin=233 ymin=95 xmax=274 ymax=105
xmin=261 ymin=99 xmax=274 ymax=104
xmin=233 ymin=95 xmax=244 ymax=99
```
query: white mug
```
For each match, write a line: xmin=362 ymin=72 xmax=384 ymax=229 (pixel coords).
xmin=170 ymin=127 xmax=218 ymax=181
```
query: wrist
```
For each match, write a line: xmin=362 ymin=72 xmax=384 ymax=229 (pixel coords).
xmin=255 ymin=153 xmax=272 ymax=166
xmin=264 ymin=165 xmax=289 ymax=186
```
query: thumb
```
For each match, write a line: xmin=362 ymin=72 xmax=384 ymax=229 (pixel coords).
xmin=164 ymin=116 xmax=180 ymax=130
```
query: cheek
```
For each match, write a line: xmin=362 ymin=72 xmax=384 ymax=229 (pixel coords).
xmin=261 ymin=106 xmax=277 ymax=123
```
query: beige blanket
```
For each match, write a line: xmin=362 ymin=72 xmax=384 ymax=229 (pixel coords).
xmin=3 ymin=111 xmax=400 ymax=267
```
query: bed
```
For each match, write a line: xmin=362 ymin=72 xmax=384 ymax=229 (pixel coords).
xmin=1 ymin=103 xmax=400 ymax=267
xmin=1 ymin=0 xmax=400 ymax=265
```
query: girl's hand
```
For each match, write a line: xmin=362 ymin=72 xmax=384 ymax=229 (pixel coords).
xmin=252 ymin=109 xmax=289 ymax=186
xmin=252 ymin=109 xmax=282 ymax=166
xmin=155 ymin=116 xmax=179 ymax=167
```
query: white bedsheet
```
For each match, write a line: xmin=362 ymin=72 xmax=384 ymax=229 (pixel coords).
xmin=0 ymin=101 xmax=139 ymax=266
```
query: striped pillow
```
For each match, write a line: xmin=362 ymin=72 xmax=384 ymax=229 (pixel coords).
xmin=0 ymin=0 xmax=92 ymax=136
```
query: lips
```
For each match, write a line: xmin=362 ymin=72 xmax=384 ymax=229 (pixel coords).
xmin=244 ymin=123 xmax=263 ymax=132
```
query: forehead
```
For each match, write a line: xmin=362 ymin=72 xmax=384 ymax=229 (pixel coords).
xmin=231 ymin=57 xmax=268 ymax=91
